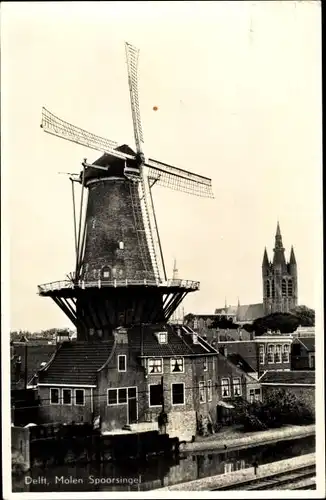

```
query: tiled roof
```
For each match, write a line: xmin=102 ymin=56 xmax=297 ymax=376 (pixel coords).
xmin=227 ymin=353 xmax=256 ymax=373
xmin=38 ymin=341 xmax=114 ymax=385
xmin=295 ymin=337 xmax=315 ymax=352
xmin=260 ymin=370 xmax=315 ymax=385
xmin=128 ymin=324 xmax=217 ymax=357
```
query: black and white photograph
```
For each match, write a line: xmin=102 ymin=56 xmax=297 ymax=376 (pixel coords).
xmin=1 ymin=1 xmax=324 ymax=498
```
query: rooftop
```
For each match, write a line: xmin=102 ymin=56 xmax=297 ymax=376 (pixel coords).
xmin=260 ymin=370 xmax=315 ymax=385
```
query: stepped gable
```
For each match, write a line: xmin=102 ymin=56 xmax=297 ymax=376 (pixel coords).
xmin=260 ymin=370 xmax=315 ymax=384
xmin=38 ymin=341 xmax=114 ymax=385
xmin=128 ymin=324 xmax=217 ymax=357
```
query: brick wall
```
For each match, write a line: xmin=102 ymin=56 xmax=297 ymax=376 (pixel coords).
xmin=81 ymin=179 xmax=155 ymax=281
xmin=38 ymin=386 xmax=93 ymax=424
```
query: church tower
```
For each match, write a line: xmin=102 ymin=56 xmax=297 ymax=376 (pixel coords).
xmin=262 ymin=222 xmax=298 ymax=315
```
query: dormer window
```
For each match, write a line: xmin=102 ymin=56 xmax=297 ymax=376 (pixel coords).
xmin=157 ymin=331 xmax=167 ymax=344
xmin=171 ymin=357 xmax=184 ymax=373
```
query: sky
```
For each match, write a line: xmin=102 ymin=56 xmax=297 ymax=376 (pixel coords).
xmin=2 ymin=1 xmax=322 ymax=332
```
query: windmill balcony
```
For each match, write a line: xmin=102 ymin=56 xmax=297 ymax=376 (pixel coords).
xmin=37 ymin=278 xmax=200 ymax=295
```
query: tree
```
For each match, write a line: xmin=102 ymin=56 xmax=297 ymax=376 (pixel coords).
xmin=252 ymin=312 xmax=300 ymax=335
xmin=232 ymin=389 xmax=314 ymax=431
xmin=183 ymin=313 xmax=195 ymax=325
xmin=290 ymin=305 xmax=315 ymax=327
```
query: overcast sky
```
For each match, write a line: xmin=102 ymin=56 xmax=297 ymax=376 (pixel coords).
xmin=2 ymin=1 xmax=322 ymax=332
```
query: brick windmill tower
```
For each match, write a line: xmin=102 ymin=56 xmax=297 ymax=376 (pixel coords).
xmin=38 ymin=42 xmax=214 ymax=341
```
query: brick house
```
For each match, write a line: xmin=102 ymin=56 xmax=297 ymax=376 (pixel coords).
xmin=259 ymin=370 xmax=315 ymax=414
xmin=217 ymin=332 xmax=293 ymax=377
xmin=291 ymin=337 xmax=315 ymax=370
xmin=37 ymin=324 xmax=219 ymax=441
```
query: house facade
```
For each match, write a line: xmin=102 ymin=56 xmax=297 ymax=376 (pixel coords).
xmin=37 ymin=324 xmax=219 ymax=441
xmin=254 ymin=333 xmax=293 ymax=374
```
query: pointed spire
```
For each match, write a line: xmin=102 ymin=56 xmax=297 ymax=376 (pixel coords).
xmin=262 ymin=247 xmax=269 ymax=267
xmin=274 ymin=221 xmax=284 ymax=249
xmin=224 ymin=297 xmax=227 ymax=309
xmin=237 ymin=297 xmax=240 ymax=308
xmin=290 ymin=245 xmax=297 ymax=265
xmin=273 ymin=221 xmax=286 ymax=267
xmin=276 ymin=220 xmax=281 ymax=237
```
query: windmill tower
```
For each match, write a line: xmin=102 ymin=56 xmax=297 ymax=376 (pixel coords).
xmin=38 ymin=42 xmax=214 ymax=341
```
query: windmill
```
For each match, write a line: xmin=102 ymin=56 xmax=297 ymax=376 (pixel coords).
xmin=38 ymin=42 xmax=214 ymax=341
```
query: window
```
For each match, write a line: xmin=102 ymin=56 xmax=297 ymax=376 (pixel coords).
xmin=267 ymin=344 xmax=275 ymax=363
xmin=149 ymin=384 xmax=163 ymax=407
xmin=309 ymin=354 xmax=315 ymax=369
xmin=148 ymin=358 xmax=163 ymax=374
xmin=118 ymin=388 xmax=127 ymax=404
xmin=224 ymin=463 xmax=234 ymax=474
xmin=50 ymin=388 xmax=59 ymax=405
xmin=271 ymin=279 xmax=275 ymax=298
xmin=103 ymin=270 xmax=110 ymax=278
xmin=282 ymin=279 xmax=287 ymax=297
xmin=89 ymin=328 xmax=95 ymax=336
xmin=118 ymin=355 xmax=126 ymax=372
xmin=119 ymin=241 xmax=124 ymax=250
xmin=207 ymin=380 xmax=212 ymax=402
xmin=170 ymin=357 xmax=184 ymax=373
xmin=275 ymin=344 xmax=282 ymax=363
xmin=203 ymin=357 xmax=208 ymax=371
xmin=259 ymin=345 xmax=265 ymax=364
xmin=62 ymin=388 xmax=72 ymax=405
xmin=221 ymin=378 xmax=230 ymax=398
xmin=75 ymin=389 xmax=85 ymax=406
xmin=266 ymin=280 xmax=271 ymax=298
xmin=233 ymin=378 xmax=242 ymax=397
xmin=157 ymin=331 xmax=167 ymax=344
xmin=288 ymin=279 xmax=293 ymax=297
xmin=249 ymin=388 xmax=261 ymax=403
xmin=199 ymin=381 xmax=206 ymax=403
xmin=108 ymin=389 xmax=118 ymax=405
xmin=282 ymin=344 xmax=290 ymax=363
xmin=171 ymin=383 xmax=185 ymax=405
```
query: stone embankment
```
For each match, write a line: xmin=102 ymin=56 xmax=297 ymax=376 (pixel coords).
xmin=155 ymin=452 xmax=316 ymax=491
xmin=180 ymin=424 xmax=315 ymax=453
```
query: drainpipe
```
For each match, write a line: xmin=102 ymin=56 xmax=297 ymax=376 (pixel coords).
xmin=161 ymin=376 xmax=165 ymax=413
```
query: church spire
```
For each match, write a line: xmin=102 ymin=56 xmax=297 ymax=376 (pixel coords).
xmin=262 ymin=247 xmax=269 ymax=267
xmin=290 ymin=245 xmax=297 ymax=265
xmin=273 ymin=221 xmax=286 ymax=267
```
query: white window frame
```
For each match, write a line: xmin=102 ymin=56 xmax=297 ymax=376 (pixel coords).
xmin=207 ymin=380 xmax=212 ymax=402
xmin=50 ymin=387 xmax=60 ymax=405
xmin=171 ymin=382 xmax=185 ymax=406
xmin=118 ymin=354 xmax=127 ymax=372
xmin=203 ymin=357 xmax=208 ymax=371
xmin=267 ymin=344 xmax=275 ymax=364
xmin=199 ymin=381 xmax=206 ymax=403
xmin=74 ymin=388 xmax=85 ymax=406
xmin=233 ymin=377 xmax=242 ymax=397
xmin=103 ymin=270 xmax=110 ymax=278
xmin=221 ymin=378 xmax=230 ymax=398
xmin=170 ymin=357 xmax=184 ymax=373
xmin=249 ymin=389 xmax=254 ymax=403
xmin=259 ymin=344 xmax=265 ymax=365
xmin=282 ymin=344 xmax=290 ymax=363
xmin=117 ymin=388 xmax=128 ymax=405
xmin=157 ymin=331 xmax=168 ymax=344
xmin=275 ymin=344 xmax=282 ymax=363
xmin=148 ymin=383 xmax=163 ymax=408
xmin=148 ymin=358 xmax=163 ymax=374
xmin=62 ymin=388 xmax=72 ymax=406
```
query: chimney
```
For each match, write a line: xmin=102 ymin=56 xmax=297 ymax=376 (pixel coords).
xmin=113 ymin=327 xmax=128 ymax=344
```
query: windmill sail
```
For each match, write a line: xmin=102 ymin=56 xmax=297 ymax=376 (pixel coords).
xmin=145 ymin=158 xmax=214 ymax=198
xmin=125 ymin=42 xmax=144 ymax=153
